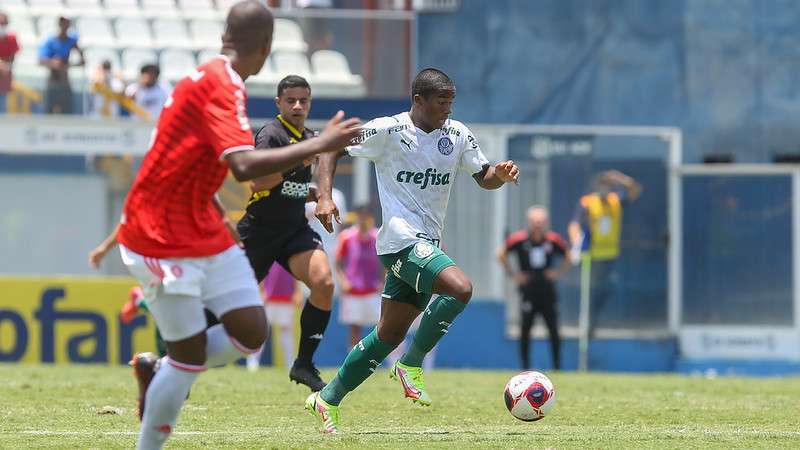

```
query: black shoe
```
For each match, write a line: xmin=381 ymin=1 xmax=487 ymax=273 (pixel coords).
xmin=130 ymin=352 xmax=159 ymax=421
xmin=289 ymin=360 xmax=326 ymax=392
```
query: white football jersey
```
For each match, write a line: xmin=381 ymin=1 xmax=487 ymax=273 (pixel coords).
xmin=347 ymin=112 xmax=489 ymax=255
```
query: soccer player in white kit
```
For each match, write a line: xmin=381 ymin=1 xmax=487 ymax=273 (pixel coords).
xmin=306 ymin=68 xmax=520 ymax=433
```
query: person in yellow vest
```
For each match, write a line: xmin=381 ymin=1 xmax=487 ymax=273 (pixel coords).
xmin=568 ymin=170 xmax=641 ymax=336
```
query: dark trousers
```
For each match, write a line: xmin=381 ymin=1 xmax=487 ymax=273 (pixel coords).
xmin=44 ymin=79 xmax=73 ymax=114
xmin=588 ymin=258 xmax=618 ymax=337
xmin=519 ymin=288 xmax=560 ymax=370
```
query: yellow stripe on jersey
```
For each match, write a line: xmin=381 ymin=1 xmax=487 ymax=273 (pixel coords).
xmin=277 ymin=114 xmax=304 ymax=141
xmin=247 ymin=189 xmax=272 ymax=205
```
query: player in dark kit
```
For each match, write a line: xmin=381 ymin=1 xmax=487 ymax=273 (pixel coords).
xmin=237 ymin=75 xmax=334 ymax=391
xmin=498 ymin=206 xmax=571 ymax=370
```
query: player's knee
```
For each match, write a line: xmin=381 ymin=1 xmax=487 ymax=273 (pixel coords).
xmin=226 ymin=308 xmax=268 ymax=350
xmin=310 ymin=272 xmax=335 ymax=298
xmin=450 ymin=279 xmax=473 ymax=304
xmin=234 ymin=326 xmax=267 ymax=351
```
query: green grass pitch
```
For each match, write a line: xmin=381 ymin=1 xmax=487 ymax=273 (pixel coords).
xmin=1 ymin=364 xmax=799 ymax=449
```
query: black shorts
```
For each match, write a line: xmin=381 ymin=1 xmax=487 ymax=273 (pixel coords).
xmin=237 ymin=218 xmax=323 ymax=282
xmin=520 ymin=283 xmax=557 ymax=307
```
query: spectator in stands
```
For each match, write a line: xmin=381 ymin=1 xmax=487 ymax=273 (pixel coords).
xmin=38 ymin=16 xmax=84 ymax=114
xmin=0 ymin=11 xmax=20 ymax=114
xmin=498 ymin=206 xmax=570 ymax=370
xmin=568 ymin=170 xmax=642 ymax=337
xmin=124 ymin=63 xmax=171 ymax=121
xmin=89 ymin=59 xmax=125 ymax=118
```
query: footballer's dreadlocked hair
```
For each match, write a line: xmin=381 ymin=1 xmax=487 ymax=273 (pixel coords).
xmin=411 ymin=68 xmax=455 ymax=100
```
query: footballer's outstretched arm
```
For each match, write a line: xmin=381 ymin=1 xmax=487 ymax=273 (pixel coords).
xmin=88 ymin=223 xmax=121 ymax=268
xmin=226 ymin=111 xmax=359 ymax=182
xmin=473 ymin=160 xmax=520 ymax=190
xmin=314 ymin=149 xmax=348 ymax=233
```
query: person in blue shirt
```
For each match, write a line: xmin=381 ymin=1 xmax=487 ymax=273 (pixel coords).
xmin=38 ymin=16 xmax=83 ymax=114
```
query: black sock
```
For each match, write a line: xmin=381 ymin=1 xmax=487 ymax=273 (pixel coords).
xmin=296 ymin=300 xmax=331 ymax=365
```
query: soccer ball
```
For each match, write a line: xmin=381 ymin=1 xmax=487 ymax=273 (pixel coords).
xmin=503 ymin=371 xmax=556 ymax=421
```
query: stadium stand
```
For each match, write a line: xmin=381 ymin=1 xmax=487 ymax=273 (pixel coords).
xmin=27 ymin=0 xmax=64 ymax=17
xmin=64 ymin=0 xmax=105 ymax=17
xmin=83 ymin=46 xmax=121 ymax=72
xmin=177 ymin=0 xmax=218 ymax=20
xmin=121 ymin=48 xmax=157 ymax=80
xmin=74 ymin=16 xmax=115 ymax=47
xmin=115 ymin=16 xmax=153 ymax=48
xmin=159 ymin=48 xmax=195 ymax=81
xmin=141 ymin=0 xmax=178 ymax=18
xmin=151 ymin=17 xmax=192 ymax=49
xmin=188 ymin=17 xmax=222 ymax=50
xmin=0 ymin=0 xmax=29 ymax=15
xmin=13 ymin=14 xmax=38 ymax=47
xmin=103 ymin=0 xmax=142 ymax=17
xmin=0 ymin=0 xmax=367 ymax=99
xmin=273 ymin=17 xmax=306 ymax=52
xmin=311 ymin=49 xmax=364 ymax=93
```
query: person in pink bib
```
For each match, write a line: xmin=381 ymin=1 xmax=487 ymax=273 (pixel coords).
xmin=335 ymin=205 xmax=385 ymax=347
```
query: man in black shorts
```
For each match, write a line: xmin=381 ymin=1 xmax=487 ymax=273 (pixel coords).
xmin=237 ymin=75 xmax=334 ymax=391
xmin=498 ymin=206 xmax=571 ymax=370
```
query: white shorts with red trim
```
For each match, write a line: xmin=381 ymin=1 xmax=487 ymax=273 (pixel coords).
xmin=265 ymin=302 xmax=295 ymax=328
xmin=120 ymin=244 xmax=261 ymax=341
xmin=339 ymin=292 xmax=381 ymax=326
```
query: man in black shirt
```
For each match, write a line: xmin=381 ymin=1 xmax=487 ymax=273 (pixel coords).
xmin=237 ymin=75 xmax=333 ymax=391
xmin=498 ymin=206 xmax=571 ymax=370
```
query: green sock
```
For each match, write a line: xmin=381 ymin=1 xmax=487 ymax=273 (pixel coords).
xmin=400 ymin=295 xmax=466 ymax=367
xmin=320 ymin=328 xmax=395 ymax=406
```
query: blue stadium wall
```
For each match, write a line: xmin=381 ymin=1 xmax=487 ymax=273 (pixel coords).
xmin=313 ymin=301 xmax=678 ymax=373
xmin=417 ymin=0 xmax=800 ymax=164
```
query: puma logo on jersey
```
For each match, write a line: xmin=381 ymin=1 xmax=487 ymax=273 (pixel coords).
xmin=396 ymin=168 xmax=451 ymax=190
xmin=399 ymin=138 xmax=412 ymax=151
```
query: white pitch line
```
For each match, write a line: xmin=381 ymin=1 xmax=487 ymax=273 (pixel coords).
xmin=11 ymin=431 xmax=269 ymax=436
xmin=5 ymin=428 xmax=800 ymax=438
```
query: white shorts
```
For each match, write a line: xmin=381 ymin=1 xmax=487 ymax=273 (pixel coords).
xmin=120 ymin=244 xmax=262 ymax=341
xmin=266 ymin=302 xmax=295 ymax=328
xmin=339 ymin=292 xmax=381 ymax=326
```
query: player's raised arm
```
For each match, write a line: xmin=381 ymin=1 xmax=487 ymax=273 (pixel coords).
xmin=226 ymin=111 xmax=359 ymax=182
xmin=473 ymin=160 xmax=520 ymax=189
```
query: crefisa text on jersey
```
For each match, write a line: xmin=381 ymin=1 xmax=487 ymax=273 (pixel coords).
xmin=395 ymin=167 xmax=451 ymax=189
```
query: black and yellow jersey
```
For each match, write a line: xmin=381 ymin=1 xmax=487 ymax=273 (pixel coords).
xmin=243 ymin=115 xmax=315 ymax=227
